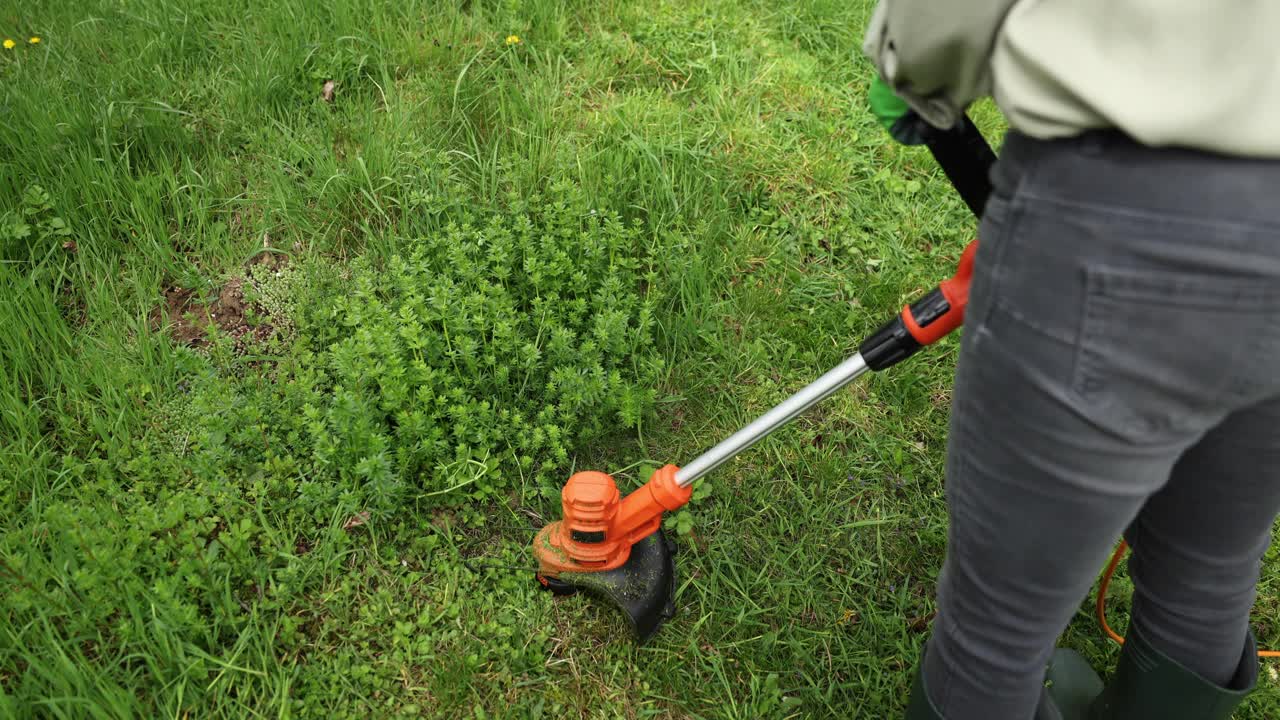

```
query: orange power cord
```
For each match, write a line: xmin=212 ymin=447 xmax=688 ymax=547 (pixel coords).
xmin=1096 ymin=540 xmax=1280 ymax=658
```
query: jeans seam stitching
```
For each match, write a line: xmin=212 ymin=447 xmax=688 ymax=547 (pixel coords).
xmin=971 ymin=154 xmax=1037 ymax=335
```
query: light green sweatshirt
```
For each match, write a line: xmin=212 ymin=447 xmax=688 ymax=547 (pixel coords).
xmin=862 ymin=1 xmax=1280 ymax=158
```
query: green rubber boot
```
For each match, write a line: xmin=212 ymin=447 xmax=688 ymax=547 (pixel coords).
xmin=903 ymin=653 xmax=943 ymax=719
xmin=1042 ymin=648 xmax=1105 ymax=719
xmin=1088 ymin=628 xmax=1258 ymax=720
xmin=903 ymin=646 xmax=1103 ymax=720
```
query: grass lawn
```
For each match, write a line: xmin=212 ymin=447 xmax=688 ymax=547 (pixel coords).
xmin=2 ymin=0 xmax=1277 ymax=717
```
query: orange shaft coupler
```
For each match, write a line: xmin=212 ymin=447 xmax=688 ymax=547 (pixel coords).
xmin=533 ymin=464 xmax=691 ymax=575
xmin=858 ymin=239 xmax=978 ymax=371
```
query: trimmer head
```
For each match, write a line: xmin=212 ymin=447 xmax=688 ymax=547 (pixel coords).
xmin=537 ymin=529 xmax=678 ymax=643
xmin=533 ymin=465 xmax=692 ymax=643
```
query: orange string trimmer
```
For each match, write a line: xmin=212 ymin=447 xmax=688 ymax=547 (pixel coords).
xmin=1096 ymin=540 xmax=1280 ymax=658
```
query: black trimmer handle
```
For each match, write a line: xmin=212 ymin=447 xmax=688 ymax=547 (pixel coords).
xmin=922 ymin=112 xmax=996 ymax=217
xmin=858 ymin=111 xmax=997 ymax=371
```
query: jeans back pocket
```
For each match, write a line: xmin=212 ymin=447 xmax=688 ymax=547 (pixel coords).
xmin=1072 ymin=265 xmax=1280 ymax=442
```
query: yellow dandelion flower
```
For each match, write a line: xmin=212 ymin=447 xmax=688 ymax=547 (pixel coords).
xmin=28 ymin=37 xmax=41 ymax=44
xmin=505 ymin=35 xmax=520 ymax=46
xmin=2 ymin=39 xmax=14 ymax=50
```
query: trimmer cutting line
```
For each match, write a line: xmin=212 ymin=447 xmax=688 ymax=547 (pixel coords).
xmin=530 ymin=113 xmax=994 ymax=643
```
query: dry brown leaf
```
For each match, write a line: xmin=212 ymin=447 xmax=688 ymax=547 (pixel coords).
xmin=343 ymin=510 xmax=370 ymax=530
xmin=322 ymin=80 xmax=336 ymax=103
xmin=908 ymin=611 xmax=937 ymax=633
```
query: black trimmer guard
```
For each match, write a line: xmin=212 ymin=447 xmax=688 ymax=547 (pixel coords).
xmin=539 ymin=529 xmax=678 ymax=644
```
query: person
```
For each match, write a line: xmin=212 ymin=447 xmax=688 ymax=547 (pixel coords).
xmin=860 ymin=2 xmax=1280 ymax=719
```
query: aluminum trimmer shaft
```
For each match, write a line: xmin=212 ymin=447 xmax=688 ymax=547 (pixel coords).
xmin=673 ymin=354 xmax=871 ymax=486
xmin=671 ymin=116 xmax=999 ymax=489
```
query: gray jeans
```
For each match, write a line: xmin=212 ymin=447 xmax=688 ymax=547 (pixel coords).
xmin=922 ymin=130 xmax=1280 ymax=718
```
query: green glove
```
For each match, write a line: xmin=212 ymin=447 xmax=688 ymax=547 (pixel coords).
xmin=868 ymin=76 xmax=928 ymax=145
